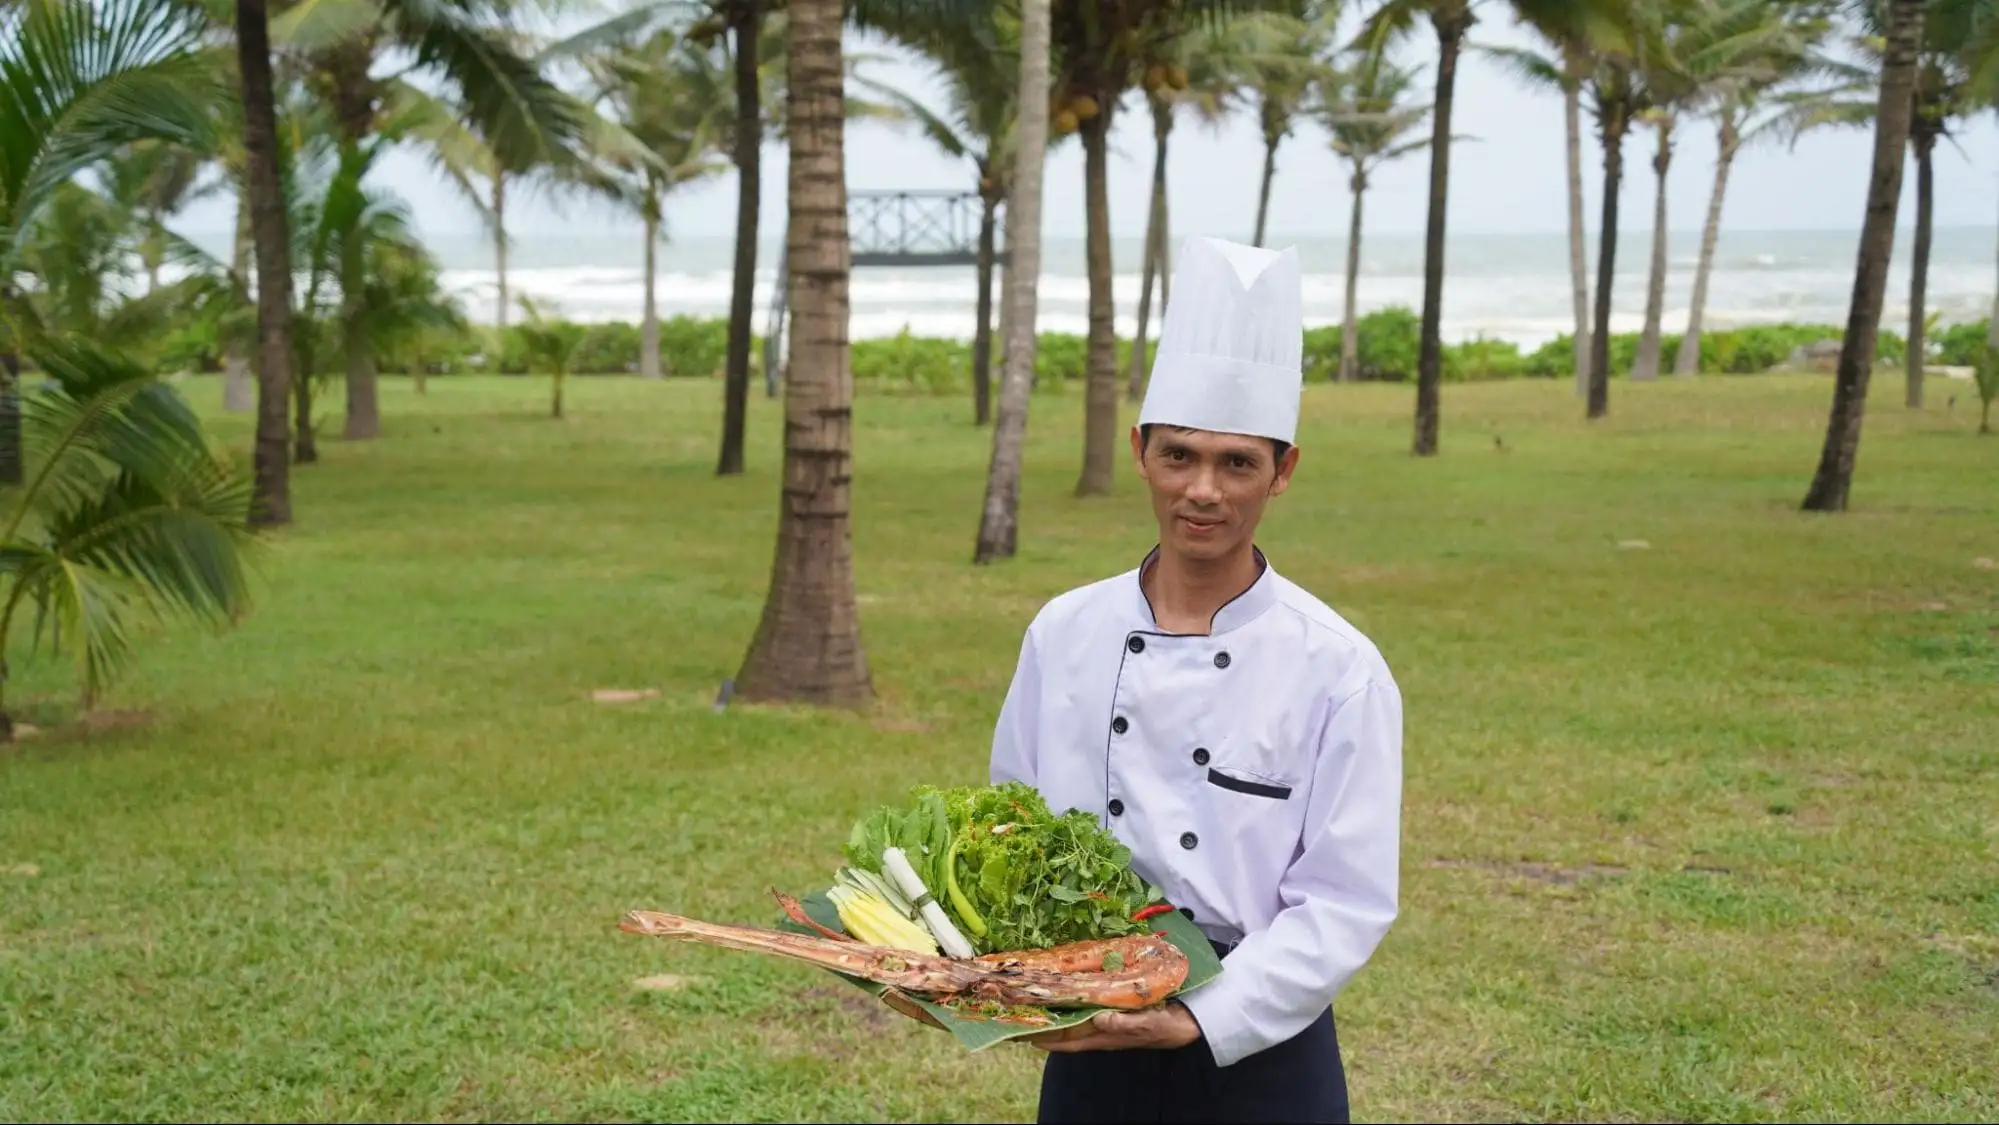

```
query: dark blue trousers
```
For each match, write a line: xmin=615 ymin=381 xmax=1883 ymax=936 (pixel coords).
xmin=1034 ymin=944 xmax=1351 ymax=1124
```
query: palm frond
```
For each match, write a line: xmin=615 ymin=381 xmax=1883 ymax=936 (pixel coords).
xmin=1474 ymin=41 xmax=1569 ymax=92
xmin=379 ymin=78 xmax=498 ymax=228
xmin=384 ymin=0 xmax=587 ymax=169
xmin=0 ymin=332 xmax=253 ymax=710
xmin=533 ymin=0 xmax=705 ymax=60
xmin=269 ymin=0 xmax=388 ymax=53
xmin=1353 ymin=0 xmax=1429 ymax=56
xmin=0 ymin=0 xmax=218 ymax=274
xmin=852 ymin=74 xmax=976 ymax=159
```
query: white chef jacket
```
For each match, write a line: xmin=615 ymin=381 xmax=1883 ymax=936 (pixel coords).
xmin=989 ymin=547 xmax=1402 ymax=1069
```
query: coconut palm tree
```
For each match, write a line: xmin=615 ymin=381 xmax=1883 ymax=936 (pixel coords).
xmin=1628 ymin=0 xmax=1817 ymax=383
xmin=580 ymin=31 xmax=734 ymax=383
xmin=0 ymin=0 xmax=255 ymax=733
xmin=732 ymin=0 xmax=872 ymax=704
xmin=514 ymin=295 xmax=585 ymax=418
xmin=0 ymin=331 xmax=256 ymax=740
xmin=1052 ymin=0 xmax=1305 ymax=497
xmin=2 ymin=0 xmax=221 ymax=488
xmin=14 ymin=183 xmax=133 ymax=339
xmin=1127 ymin=13 xmax=1304 ymax=404
xmin=98 ymin=140 xmax=223 ymax=295
xmin=1801 ymin=0 xmax=1927 ymax=512
xmin=1782 ymin=0 xmax=1980 ymax=408
xmin=1478 ymin=30 xmax=1591 ymax=394
xmin=1577 ymin=5 xmax=1678 ymax=420
xmin=1242 ymin=3 xmax=1341 ymax=247
xmin=260 ymin=0 xmax=585 ymax=441
xmin=1316 ymin=52 xmax=1432 ymax=383
xmin=1672 ymin=2 xmax=1839 ymax=376
xmin=233 ymin=0 xmax=299 ymax=522
xmin=855 ymin=10 xmax=1027 ymax=425
xmin=975 ymin=0 xmax=1051 ymax=563
xmin=1360 ymin=0 xmax=1628 ymax=452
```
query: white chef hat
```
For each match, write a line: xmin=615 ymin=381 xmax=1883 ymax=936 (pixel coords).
xmin=1139 ymin=235 xmax=1304 ymax=446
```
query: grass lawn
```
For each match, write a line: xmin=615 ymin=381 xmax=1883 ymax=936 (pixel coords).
xmin=3 ymin=369 xmax=1996 ymax=1123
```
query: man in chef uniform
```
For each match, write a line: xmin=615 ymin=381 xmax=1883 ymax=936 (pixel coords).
xmin=988 ymin=234 xmax=1403 ymax=1124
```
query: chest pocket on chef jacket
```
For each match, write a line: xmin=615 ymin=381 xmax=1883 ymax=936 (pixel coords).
xmin=1205 ymin=713 xmax=1310 ymax=802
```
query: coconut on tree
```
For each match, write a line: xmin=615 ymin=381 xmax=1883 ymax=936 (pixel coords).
xmin=1049 ymin=0 xmax=1307 ymax=497
xmin=1126 ymin=10 xmax=1311 ymax=403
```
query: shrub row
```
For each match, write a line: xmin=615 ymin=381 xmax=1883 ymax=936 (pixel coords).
xmin=153 ymin=308 xmax=1980 ymax=389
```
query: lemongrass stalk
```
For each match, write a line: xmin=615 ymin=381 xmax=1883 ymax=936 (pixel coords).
xmin=881 ymin=847 xmax=977 ymax=959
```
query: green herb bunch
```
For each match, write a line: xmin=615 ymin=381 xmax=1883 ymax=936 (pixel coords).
xmin=841 ymin=781 xmax=1163 ymax=954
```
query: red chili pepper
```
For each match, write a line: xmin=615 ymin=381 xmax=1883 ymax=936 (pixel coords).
xmin=1132 ymin=903 xmax=1174 ymax=922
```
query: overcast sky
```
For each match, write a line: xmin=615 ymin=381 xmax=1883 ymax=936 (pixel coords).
xmin=177 ymin=7 xmax=1999 ymax=245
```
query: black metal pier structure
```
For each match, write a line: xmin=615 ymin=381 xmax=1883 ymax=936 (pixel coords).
xmin=762 ymin=189 xmax=1006 ymax=396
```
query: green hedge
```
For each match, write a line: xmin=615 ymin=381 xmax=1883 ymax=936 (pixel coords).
xmin=247 ymin=309 xmax=1961 ymax=390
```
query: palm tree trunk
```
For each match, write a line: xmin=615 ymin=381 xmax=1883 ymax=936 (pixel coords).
xmin=717 ymin=0 xmax=763 ymax=477
xmin=972 ymin=190 xmax=998 ymax=424
xmin=1341 ymin=168 xmax=1366 ymax=384
xmin=1413 ymin=4 xmax=1469 ymax=456
xmin=1988 ymin=162 xmax=1998 ymax=355
xmin=1905 ymin=127 xmax=1935 ymax=409
xmin=235 ymin=0 xmax=294 ymax=523
xmin=994 ymin=207 xmax=1015 ymax=393
xmin=493 ymin=172 xmax=509 ymax=334
xmin=1588 ymin=97 xmax=1629 ymax=420
xmin=734 ymin=0 xmax=871 ymax=705
xmin=641 ymin=196 xmax=662 ymax=380
xmin=1631 ymin=117 xmax=1673 ymax=381
xmin=1127 ymin=100 xmax=1170 ymax=404
xmin=0 ymin=317 xmax=19 ymax=488
xmin=1676 ymin=117 xmax=1737 ymax=377
xmin=1252 ymin=129 xmax=1278 ymax=248
xmin=1075 ymin=107 xmax=1118 ymax=496
xmin=1564 ymin=52 xmax=1591 ymax=397
xmin=975 ymin=0 xmax=1050 ymax=564
xmin=552 ymin=367 xmax=565 ymax=418
xmin=343 ymin=320 xmax=379 ymax=437
xmin=1802 ymin=0 xmax=1926 ymax=512
xmin=341 ymin=207 xmax=380 ymax=440
xmin=223 ymin=186 xmax=255 ymax=412
xmin=294 ymin=370 xmax=317 ymax=463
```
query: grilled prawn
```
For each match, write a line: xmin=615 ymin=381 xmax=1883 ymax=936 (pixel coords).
xmin=619 ymin=908 xmax=1189 ymax=1010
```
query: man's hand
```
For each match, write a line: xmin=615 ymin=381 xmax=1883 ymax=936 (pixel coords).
xmin=1024 ymin=1002 xmax=1201 ymax=1053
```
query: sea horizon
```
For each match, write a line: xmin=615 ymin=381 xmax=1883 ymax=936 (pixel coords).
xmin=176 ymin=223 xmax=1999 ymax=352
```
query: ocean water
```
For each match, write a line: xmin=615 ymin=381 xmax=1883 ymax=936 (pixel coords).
xmin=416 ymin=226 xmax=1996 ymax=351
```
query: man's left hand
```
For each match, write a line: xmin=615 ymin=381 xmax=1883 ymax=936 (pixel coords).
xmin=1025 ymin=1002 xmax=1201 ymax=1052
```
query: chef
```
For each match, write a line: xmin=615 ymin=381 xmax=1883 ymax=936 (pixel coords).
xmin=987 ymin=234 xmax=1404 ymax=1124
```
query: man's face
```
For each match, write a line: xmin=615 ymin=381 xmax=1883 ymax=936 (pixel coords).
xmin=1130 ymin=424 xmax=1300 ymax=562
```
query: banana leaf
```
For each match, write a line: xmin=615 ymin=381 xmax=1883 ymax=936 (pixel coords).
xmin=776 ymin=888 xmax=1226 ymax=1052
